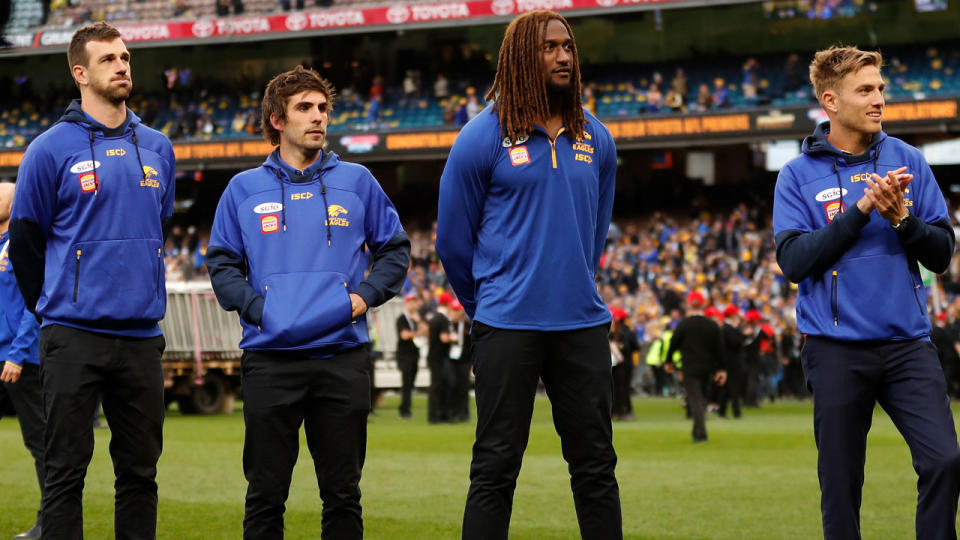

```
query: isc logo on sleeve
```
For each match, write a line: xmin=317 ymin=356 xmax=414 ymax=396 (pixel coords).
xmin=509 ymin=146 xmax=530 ymax=166
xmin=261 ymin=214 xmax=280 ymax=234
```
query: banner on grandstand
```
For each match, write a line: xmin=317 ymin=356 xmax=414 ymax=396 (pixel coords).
xmin=24 ymin=0 xmax=703 ymax=49
xmin=0 ymin=99 xmax=957 ymax=172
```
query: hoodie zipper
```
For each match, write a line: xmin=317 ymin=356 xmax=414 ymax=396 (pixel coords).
xmin=156 ymin=248 xmax=162 ymax=298
xmin=831 ymin=270 xmax=838 ymax=326
xmin=910 ymin=274 xmax=925 ymax=317
xmin=73 ymin=249 xmax=82 ymax=302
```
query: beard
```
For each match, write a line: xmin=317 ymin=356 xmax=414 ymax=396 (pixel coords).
xmin=546 ymin=78 xmax=574 ymax=97
xmin=93 ymin=78 xmax=132 ymax=105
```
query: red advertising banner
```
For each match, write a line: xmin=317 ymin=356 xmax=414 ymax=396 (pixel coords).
xmin=18 ymin=0 xmax=689 ymax=49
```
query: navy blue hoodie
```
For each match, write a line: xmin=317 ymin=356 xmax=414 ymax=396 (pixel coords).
xmin=10 ymin=100 xmax=176 ymax=338
xmin=207 ymin=149 xmax=409 ymax=353
xmin=0 ymin=232 xmax=39 ymax=367
xmin=773 ymin=122 xmax=953 ymax=341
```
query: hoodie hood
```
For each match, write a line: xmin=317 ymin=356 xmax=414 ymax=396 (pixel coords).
xmin=801 ymin=121 xmax=887 ymax=165
xmin=263 ymin=147 xmax=339 ymax=183
xmin=59 ymin=99 xmax=141 ymax=138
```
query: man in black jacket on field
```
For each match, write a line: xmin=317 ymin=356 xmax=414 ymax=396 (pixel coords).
xmin=666 ymin=292 xmax=726 ymax=442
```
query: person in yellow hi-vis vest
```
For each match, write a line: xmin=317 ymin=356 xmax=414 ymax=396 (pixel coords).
xmin=646 ymin=322 xmax=680 ymax=397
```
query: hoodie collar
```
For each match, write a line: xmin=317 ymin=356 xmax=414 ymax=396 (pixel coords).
xmin=59 ymin=99 xmax=140 ymax=138
xmin=265 ymin=148 xmax=337 ymax=183
xmin=801 ymin=121 xmax=886 ymax=165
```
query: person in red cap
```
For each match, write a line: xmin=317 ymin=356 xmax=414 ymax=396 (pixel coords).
xmin=610 ymin=308 xmax=639 ymax=421
xmin=446 ymin=300 xmax=472 ymax=423
xmin=427 ymin=292 xmax=457 ymax=423
xmin=665 ymin=291 xmax=727 ymax=442
xmin=717 ymin=305 xmax=747 ymax=419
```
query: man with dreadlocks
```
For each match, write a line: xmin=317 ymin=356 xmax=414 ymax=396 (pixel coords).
xmin=436 ymin=10 xmax=620 ymax=540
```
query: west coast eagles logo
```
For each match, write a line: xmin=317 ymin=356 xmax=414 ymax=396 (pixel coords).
xmin=140 ymin=165 xmax=160 ymax=188
xmin=326 ymin=205 xmax=350 ymax=227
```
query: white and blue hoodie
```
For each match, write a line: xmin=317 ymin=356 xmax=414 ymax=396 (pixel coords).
xmin=773 ymin=122 xmax=954 ymax=341
xmin=10 ymin=100 xmax=176 ymax=338
xmin=436 ymin=106 xmax=616 ymax=330
xmin=206 ymin=149 xmax=409 ymax=353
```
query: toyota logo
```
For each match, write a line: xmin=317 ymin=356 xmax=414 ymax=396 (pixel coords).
xmin=192 ymin=20 xmax=215 ymax=38
xmin=491 ymin=0 xmax=514 ymax=15
xmin=594 ymin=0 xmax=619 ymax=6
xmin=285 ymin=13 xmax=308 ymax=31
xmin=386 ymin=5 xmax=410 ymax=23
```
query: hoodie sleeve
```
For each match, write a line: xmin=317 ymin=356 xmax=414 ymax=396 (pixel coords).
xmin=6 ymin=302 xmax=40 ymax=367
xmin=773 ymin=165 xmax=871 ymax=283
xmin=351 ymin=169 xmax=410 ymax=309
xmin=160 ymin=139 xmax=177 ymax=241
xmin=436 ymin=121 xmax=493 ymax=319
xmin=894 ymin=159 xmax=954 ymax=274
xmin=593 ymin=124 xmax=617 ymax=273
xmin=9 ymin=140 xmax=58 ymax=313
xmin=207 ymin=184 xmax=264 ymax=326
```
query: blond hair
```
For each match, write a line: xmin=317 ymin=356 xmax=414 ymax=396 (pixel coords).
xmin=809 ymin=46 xmax=883 ymax=103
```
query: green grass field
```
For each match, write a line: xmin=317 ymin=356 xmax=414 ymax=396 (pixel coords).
xmin=1 ymin=395 xmax=955 ymax=539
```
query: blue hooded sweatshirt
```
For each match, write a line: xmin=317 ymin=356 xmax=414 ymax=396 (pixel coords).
xmin=436 ymin=106 xmax=616 ymax=330
xmin=9 ymin=100 xmax=176 ymax=338
xmin=773 ymin=122 xmax=953 ymax=341
xmin=0 ymin=232 xmax=39 ymax=367
xmin=206 ymin=149 xmax=409 ymax=353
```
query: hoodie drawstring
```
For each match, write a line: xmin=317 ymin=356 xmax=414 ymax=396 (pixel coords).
xmin=275 ymin=169 xmax=287 ymax=232
xmin=131 ymin=127 xmax=148 ymax=183
xmin=272 ymin=152 xmax=334 ymax=245
xmin=319 ymin=176 xmax=332 ymax=247
xmin=88 ymin=129 xmax=101 ymax=196
xmin=832 ymin=144 xmax=882 ymax=216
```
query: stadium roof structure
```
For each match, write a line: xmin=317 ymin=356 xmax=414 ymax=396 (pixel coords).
xmin=1 ymin=0 xmax=758 ymax=55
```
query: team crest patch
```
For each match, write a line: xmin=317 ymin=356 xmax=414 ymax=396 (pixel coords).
xmin=261 ymin=214 xmax=280 ymax=234
xmin=824 ymin=201 xmax=845 ymax=222
xmin=509 ymin=146 xmax=530 ymax=166
xmin=79 ymin=172 xmax=98 ymax=193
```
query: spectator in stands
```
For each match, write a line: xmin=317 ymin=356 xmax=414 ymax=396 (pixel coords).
xmin=436 ymin=11 xmax=621 ymax=539
xmin=434 ymin=73 xmax=449 ymax=99
xmin=403 ymin=70 xmax=420 ymax=99
xmin=0 ymin=183 xmax=44 ymax=540
xmin=582 ymin=82 xmax=596 ymax=115
xmin=216 ymin=0 xmax=244 ymax=16
xmin=784 ymin=52 xmax=809 ymax=95
xmin=206 ymin=66 xmax=409 ymax=540
xmin=453 ymin=97 xmax=468 ymax=126
xmin=671 ymin=67 xmax=688 ymax=100
xmin=695 ymin=83 xmax=712 ymax=111
xmin=646 ymin=83 xmax=663 ymax=113
xmin=465 ymin=88 xmax=482 ymax=120
xmin=773 ymin=45 xmax=960 ymax=539
xmin=664 ymin=87 xmax=684 ymax=113
xmin=10 ymin=23 xmax=174 ymax=540
xmin=742 ymin=57 xmax=759 ymax=99
xmin=712 ymin=77 xmax=730 ymax=108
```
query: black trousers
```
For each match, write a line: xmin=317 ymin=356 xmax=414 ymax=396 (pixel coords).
xmin=241 ymin=346 xmax=370 ymax=540
xmin=682 ymin=374 xmax=709 ymax=441
xmin=462 ymin=322 xmax=621 ymax=540
xmin=803 ymin=336 xmax=960 ymax=540
xmin=2 ymin=362 xmax=46 ymax=522
xmin=611 ymin=359 xmax=634 ymax=416
xmin=716 ymin=367 xmax=743 ymax=419
xmin=39 ymin=324 xmax=165 ymax=540
xmin=427 ymin=356 xmax=447 ymax=423
xmin=445 ymin=358 xmax=471 ymax=422
xmin=397 ymin=354 xmax=418 ymax=417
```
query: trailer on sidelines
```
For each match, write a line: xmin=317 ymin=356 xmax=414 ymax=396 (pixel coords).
xmin=161 ymin=282 xmax=429 ymax=414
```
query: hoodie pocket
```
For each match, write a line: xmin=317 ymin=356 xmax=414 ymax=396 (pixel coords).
xmin=259 ymin=271 xmax=353 ymax=348
xmin=56 ymin=238 xmax=165 ymax=323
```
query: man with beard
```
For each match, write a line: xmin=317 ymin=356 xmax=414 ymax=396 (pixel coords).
xmin=436 ymin=10 xmax=620 ymax=539
xmin=9 ymin=22 xmax=175 ymax=540
xmin=207 ymin=66 xmax=409 ymax=539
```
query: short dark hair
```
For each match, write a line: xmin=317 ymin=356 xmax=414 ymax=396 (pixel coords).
xmin=261 ymin=66 xmax=336 ymax=146
xmin=68 ymin=22 xmax=122 ymax=70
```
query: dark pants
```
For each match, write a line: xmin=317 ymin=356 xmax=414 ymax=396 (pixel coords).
xmin=427 ymin=356 xmax=447 ymax=423
xmin=39 ymin=324 xmax=165 ymax=540
xmin=241 ymin=346 xmax=370 ymax=540
xmin=803 ymin=336 xmax=960 ymax=540
xmin=445 ymin=358 xmax=471 ymax=422
xmin=611 ymin=359 xmax=634 ymax=416
xmin=462 ymin=322 xmax=621 ymax=540
xmin=3 ymin=362 xmax=46 ymax=524
xmin=717 ymin=367 xmax=743 ymax=418
xmin=397 ymin=354 xmax=418 ymax=417
xmin=682 ymin=374 xmax=709 ymax=441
